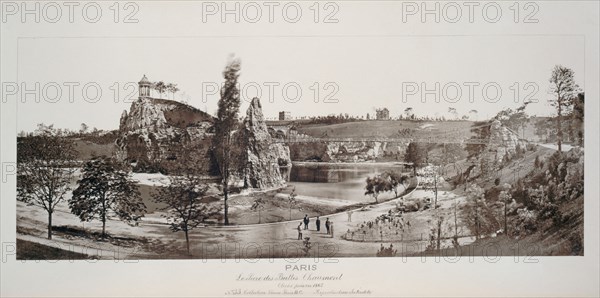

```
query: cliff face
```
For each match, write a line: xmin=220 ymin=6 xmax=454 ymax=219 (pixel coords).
xmin=116 ymin=96 xmax=291 ymax=189
xmin=239 ymin=98 xmax=290 ymax=189
xmin=470 ymin=120 xmax=528 ymax=177
xmin=487 ymin=120 xmax=527 ymax=163
xmin=115 ymin=97 xmax=214 ymax=173
xmin=289 ymin=141 xmax=407 ymax=162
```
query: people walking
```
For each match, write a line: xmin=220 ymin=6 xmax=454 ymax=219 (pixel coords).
xmin=316 ymin=217 xmax=321 ymax=232
xmin=297 ymin=222 xmax=303 ymax=240
xmin=325 ymin=218 xmax=331 ymax=234
xmin=303 ymin=215 xmax=310 ymax=230
xmin=347 ymin=210 xmax=353 ymax=222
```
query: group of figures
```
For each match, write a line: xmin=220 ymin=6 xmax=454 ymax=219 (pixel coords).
xmin=297 ymin=215 xmax=334 ymax=240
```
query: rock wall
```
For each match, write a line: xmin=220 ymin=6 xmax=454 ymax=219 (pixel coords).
xmin=487 ymin=120 xmax=527 ymax=163
xmin=289 ymin=141 xmax=407 ymax=162
xmin=239 ymin=98 xmax=290 ymax=189
xmin=470 ymin=120 xmax=528 ymax=177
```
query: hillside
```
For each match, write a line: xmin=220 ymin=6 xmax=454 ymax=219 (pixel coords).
xmin=296 ymin=120 xmax=476 ymax=139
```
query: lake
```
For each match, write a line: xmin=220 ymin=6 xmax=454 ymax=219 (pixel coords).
xmin=281 ymin=162 xmax=411 ymax=203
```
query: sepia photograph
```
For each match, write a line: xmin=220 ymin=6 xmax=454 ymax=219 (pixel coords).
xmin=1 ymin=1 xmax=599 ymax=297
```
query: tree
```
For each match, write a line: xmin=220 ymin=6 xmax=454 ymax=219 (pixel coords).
xmin=426 ymin=210 xmax=445 ymax=251
xmin=166 ymin=83 xmax=180 ymax=100
xmin=70 ymin=157 xmax=146 ymax=238
xmin=469 ymin=109 xmax=478 ymax=121
xmin=365 ymin=175 xmax=391 ymax=203
xmin=549 ymin=65 xmax=579 ymax=152
xmin=382 ymin=171 xmax=409 ymax=198
xmin=534 ymin=118 xmax=550 ymax=142
xmin=465 ymin=122 xmax=490 ymax=160
xmin=153 ymin=81 xmax=167 ymax=98
xmin=448 ymin=107 xmax=458 ymax=120
xmin=404 ymin=142 xmax=425 ymax=175
xmin=571 ymin=93 xmax=584 ymax=146
xmin=212 ymin=57 xmax=242 ymax=225
xmin=464 ymin=184 xmax=485 ymax=239
xmin=499 ymin=184 xmax=512 ymax=236
xmin=404 ymin=107 xmax=414 ymax=120
xmin=17 ymin=129 xmax=77 ymax=239
xmin=79 ymin=123 xmax=88 ymax=135
xmin=152 ymin=174 xmax=220 ymax=255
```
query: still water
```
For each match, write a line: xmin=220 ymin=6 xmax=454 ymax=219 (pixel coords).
xmin=279 ymin=162 xmax=409 ymax=203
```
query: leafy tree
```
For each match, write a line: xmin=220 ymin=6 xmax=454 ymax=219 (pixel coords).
xmin=534 ymin=118 xmax=550 ymax=142
xmin=404 ymin=142 xmax=425 ymax=175
xmin=70 ymin=157 xmax=145 ymax=238
xmin=448 ymin=107 xmax=458 ymax=120
xmin=465 ymin=122 xmax=490 ymax=159
xmin=382 ymin=171 xmax=409 ymax=198
xmin=79 ymin=123 xmax=88 ymax=135
xmin=166 ymin=83 xmax=180 ymax=100
xmin=469 ymin=109 xmax=478 ymax=120
xmin=365 ymin=175 xmax=391 ymax=203
xmin=549 ymin=65 xmax=579 ymax=152
xmin=571 ymin=92 xmax=584 ymax=146
xmin=17 ymin=129 xmax=77 ymax=239
xmin=153 ymin=81 xmax=167 ymax=98
xmin=404 ymin=107 xmax=414 ymax=120
xmin=464 ymin=184 xmax=499 ymax=239
xmin=464 ymin=184 xmax=486 ymax=239
xmin=212 ymin=57 xmax=242 ymax=225
xmin=425 ymin=210 xmax=445 ymax=251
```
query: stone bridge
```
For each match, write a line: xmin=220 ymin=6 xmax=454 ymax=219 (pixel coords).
xmin=265 ymin=120 xmax=295 ymax=138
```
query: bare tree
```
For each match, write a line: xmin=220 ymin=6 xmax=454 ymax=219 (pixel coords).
xmin=152 ymin=175 xmax=220 ymax=255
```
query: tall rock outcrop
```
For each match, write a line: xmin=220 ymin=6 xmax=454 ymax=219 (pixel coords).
xmin=240 ymin=98 xmax=291 ymax=189
xmin=487 ymin=120 xmax=527 ymax=163
xmin=115 ymin=97 xmax=215 ymax=173
xmin=470 ymin=120 xmax=528 ymax=177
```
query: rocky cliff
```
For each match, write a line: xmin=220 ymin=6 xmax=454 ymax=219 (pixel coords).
xmin=470 ymin=120 xmax=528 ymax=177
xmin=289 ymin=141 xmax=407 ymax=162
xmin=487 ymin=120 xmax=527 ymax=163
xmin=115 ymin=97 xmax=215 ymax=173
xmin=115 ymin=96 xmax=292 ymax=189
xmin=239 ymin=98 xmax=291 ymax=189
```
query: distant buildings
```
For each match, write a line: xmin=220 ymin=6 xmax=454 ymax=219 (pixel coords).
xmin=375 ymin=108 xmax=390 ymax=120
xmin=279 ymin=111 xmax=291 ymax=121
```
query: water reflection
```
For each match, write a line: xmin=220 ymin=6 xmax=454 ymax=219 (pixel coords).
xmin=280 ymin=163 xmax=409 ymax=202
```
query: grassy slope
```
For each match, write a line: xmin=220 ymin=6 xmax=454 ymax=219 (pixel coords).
xmin=297 ymin=120 xmax=475 ymax=139
xmin=17 ymin=239 xmax=90 ymax=260
xmin=418 ymin=196 xmax=584 ymax=257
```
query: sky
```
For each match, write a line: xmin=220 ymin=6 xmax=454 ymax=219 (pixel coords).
xmin=2 ymin=1 xmax=595 ymax=132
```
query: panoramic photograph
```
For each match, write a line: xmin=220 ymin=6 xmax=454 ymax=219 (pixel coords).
xmin=14 ymin=40 xmax=585 ymax=260
xmin=3 ymin=1 xmax=598 ymax=297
